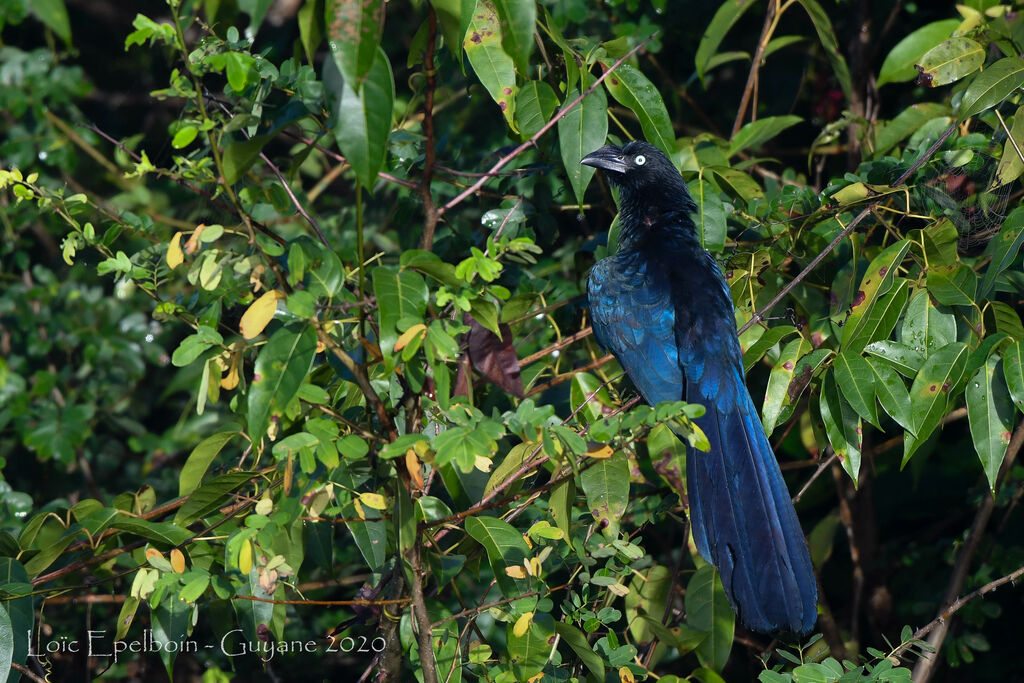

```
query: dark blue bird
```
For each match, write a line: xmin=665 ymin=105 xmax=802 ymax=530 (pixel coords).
xmin=582 ymin=141 xmax=817 ymax=636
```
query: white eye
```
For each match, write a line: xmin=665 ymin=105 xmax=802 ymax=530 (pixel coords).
xmin=634 ymin=155 xmax=647 ymax=166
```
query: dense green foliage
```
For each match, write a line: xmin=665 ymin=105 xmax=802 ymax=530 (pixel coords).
xmin=2 ymin=0 xmax=1024 ymax=681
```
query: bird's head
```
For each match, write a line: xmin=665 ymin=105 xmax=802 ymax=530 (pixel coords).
xmin=581 ymin=140 xmax=693 ymax=214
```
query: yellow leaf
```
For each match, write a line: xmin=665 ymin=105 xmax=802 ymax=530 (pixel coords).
xmin=352 ymin=497 xmax=366 ymax=520
xmin=394 ymin=324 xmax=427 ymax=351
xmin=513 ymin=611 xmax=534 ymax=638
xmin=220 ymin=344 xmax=242 ymax=390
xmin=145 ymin=548 xmax=165 ymax=562
xmin=527 ymin=675 xmax=544 ymax=683
xmin=255 ymin=495 xmax=273 ymax=516
xmin=529 ymin=557 xmax=542 ymax=578
xmin=239 ymin=539 xmax=253 ymax=574
xmin=240 ymin=290 xmax=285 ymax=339
xmin=166 ymin=232 xmax=184 ymax=269
xmin=619 ymin=666 xmax=635 ymax=683
xmin=586 ymin=445 xmax=614 ymax=459
xmin=473 ymin=455 xmax=493 ymax=473
xmin=607 ymin=582 xmax=630 ymax=597
xmin=505 ymin=565 xmax=527 ymax=579
xmin=170 ymin=548 xmax=186 ymax=574
xmin=184 ymin=223 xmax=205 ymax=254
xmin=406 ymin=450 xmax=424 ymax=490
xmin=359 ymin=492 xmax=388 ymax=510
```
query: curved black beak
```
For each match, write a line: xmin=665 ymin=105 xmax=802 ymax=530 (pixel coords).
xmin=580 ymin=144 xmax=629 ymax=173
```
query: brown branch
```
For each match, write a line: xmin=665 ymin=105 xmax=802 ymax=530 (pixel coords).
xmin=10 ymin=663 xmax=47 ymax=683
xmin=438 ymin=33 xmax=658 ymax=216
xmin=410 ymin=536 xmax=439 ymax=683
xmin=732 ymin=1 xmax=778 ymax=137
xmin=234 ymin=594 xmax=410 ymax=607
xmin=431 ymin=590 xmax=541 ymax=628
xmin=526 ymin=354 xmax=615 ymax=397
xmin=793 ymin=449 xmax=837 ymax=504
xmin=418 ymin=6 xmax=440 ymax=252
xmin=911 ymin=417 xmax=1024 ymax=682
xmin=896 ymin=564 xmax=1024 ymax=659
xmin=520 ymin=327 xmax=594 ymax=366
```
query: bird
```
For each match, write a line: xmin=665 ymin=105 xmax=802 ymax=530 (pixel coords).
xmin=581 ymin=140 xmax=818 ymax=636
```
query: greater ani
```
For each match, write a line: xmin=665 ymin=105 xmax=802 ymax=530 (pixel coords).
xmin=582 ymin=140 xmax=818 ymax=636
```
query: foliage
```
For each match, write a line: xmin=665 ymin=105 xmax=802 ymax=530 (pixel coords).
xmin=2 ymin=0 xmax=1024 ymax=681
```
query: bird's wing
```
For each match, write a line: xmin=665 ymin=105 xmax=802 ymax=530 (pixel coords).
xmin=587 ymin=254 xmax=683 ymax=405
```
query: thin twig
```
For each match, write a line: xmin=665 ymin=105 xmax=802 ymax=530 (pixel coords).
xmin=438 ymin=33 xmax=658 ymax=216
xmin=793 ymin=449 xmax=837 ymax=503
xmin=911 ymin=417 xmax=1024 ymax=682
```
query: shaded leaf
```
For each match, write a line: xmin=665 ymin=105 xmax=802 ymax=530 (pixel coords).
xmin=327 ymin=47 xmax=395 ymax=188
xmin=559 ymin=81 xmax=608 ymax=205
xmin=685 ymin=565 xmax=734 ymax=672
xmin=959 ymin=57 xmax=1024 ymax=121
xmin=599 ymin=60 xmax=675 ymax=155
xmin=967 ymin=355 xmax=1014 ymax=492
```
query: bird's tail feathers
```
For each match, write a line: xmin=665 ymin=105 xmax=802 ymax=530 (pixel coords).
xmin=686 ymin=385 xmax=818 ymax=636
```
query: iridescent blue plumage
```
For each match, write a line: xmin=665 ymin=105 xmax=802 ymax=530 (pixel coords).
xmin=583 ymin=141 xmax=817 ymax=636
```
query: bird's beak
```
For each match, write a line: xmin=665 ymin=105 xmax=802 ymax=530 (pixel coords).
xmin=581 ymin=145 xmax=629 ymax=173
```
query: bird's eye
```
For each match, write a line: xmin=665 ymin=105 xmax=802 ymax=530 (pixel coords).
xmin=634 ymin=155 xmax=647 ymax=166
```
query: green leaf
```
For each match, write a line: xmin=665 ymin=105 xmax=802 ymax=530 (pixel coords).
xmin=464 ymin=0 xmax=517 ymax=129
xmin=465 ymin=516 xmax=531 ymax=599
xmin=555 ymin=621 xmax=605 ymax=678
xmin=247 ymin=324 xmax=317 ymax=442
xmin=493 ymin=0 xmax=535 ymax=74
xmin=515 ymin=80 xmax=558 ymax=139
xmin=324 ymin=0 xmax=386 ymax=89
xmin=434 ymin=425 xmax=501 ymax=473
xmin=916 ymin=37 xmax=985 ymax=88
xmin=872 ymin=102 xmax=952 ymax=158
xmin=695 ymin=0 xmax=755 ymax=84
xmin=868 ymin=359 xmax=914 ymax=434
xmin=222 ymin=135 xmax=271 ymax=186
xmin=865 ymin=340 xmax=926 ymax=378
xmin=579 ymin=453 xmax=630 ymax=539
xmin=904 ymin=342 xmax=970 ymax=465
xmin=297 ymin=0 xmax=325 ymax=65
xmin=978 ymin=206 xmax=1024 ymax=299
xmin=707 ymin=166 xmax=764 ymax=202
xmin=688 ymin=178 xmax=726 ymax=252
xmin=743 ymin=325 xmax=799 ymax=373
xmin=626 ymin=565 xmax=672 ymax=646
xmin=558 ymin=81 xmax=608 ymax=206
xmin=834 ymin=351 xmax=880 ymax=429
xmin=877 ymin=19 xmax=959 ymax=87
xmin=762 ymin=336 xmax=812 ymax=434
xmin=928 ymin=264 xmax=978 ymax=306
xmin=174 ymin=472 xmax=254 ymax=525
xmin=820 ymin=368 xmax=863 ymax=481
xmin=431 ymin=0 xmax=474 ymax=66
xmin=967 ymin=354 xmax=1014 ymax=492
xmin=795 ymin=0 xmax=852 ymax=101
xmin=111 ymin=518 xmax=193 ymax=545
xmin=29 ymin=0 xmax=71 ymax=45
xmin=959 ymin=57 xmax=1024 ymax=121
xmin=328 ymin=47 xmax=395 ymax=189
xmin=599 ymin=60 xmax=675 ymax=156
xmin=1003 ymin=339 xmax=1024 ymax=411
xmin=843 ymin=279 xmax=910 ymax=356
xmin=332 ymin=468 xmax=387 ymax=571
xmin=179 ymin=431 xmax=237 ymax=496
xmin=685 ymin=565 xmax=735 ymax=672
xmin=728 ymin=115 xmax=802 ymax=157
xmin=508 ymin=612 xmax=553 ymax=672
xmin=0 ymin=559 xmax=31 ymax=679
xmin=994 ymin=105 xmax=1024 ymax=187
xmin=372 ymin=266 xmax=429 ymax=358
xmin=899 ymin=290 xmax=957 ymax=358
xmin=171 ymin=125 xmax=198 ymax=149
xmin=841 ymin=240 xmax=911 ymax=351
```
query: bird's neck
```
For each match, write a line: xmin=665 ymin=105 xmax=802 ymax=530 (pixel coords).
xmin=617 ymin=187 xmax=699 ymax=249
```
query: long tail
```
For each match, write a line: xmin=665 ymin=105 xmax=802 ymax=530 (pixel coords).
xmin=686 ymin=382 xmax=818 ymax=636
